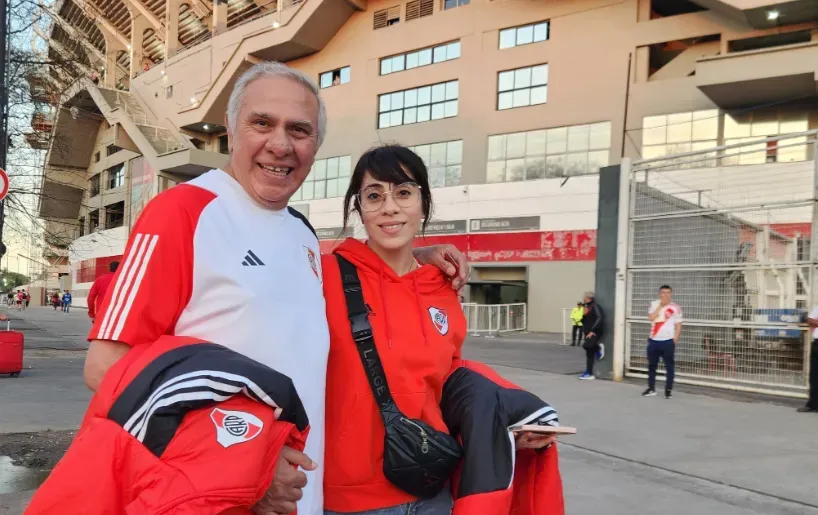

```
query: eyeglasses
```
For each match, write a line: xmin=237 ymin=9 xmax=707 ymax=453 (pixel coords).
xmin=358 ymin=182 xmax=422 ymax=212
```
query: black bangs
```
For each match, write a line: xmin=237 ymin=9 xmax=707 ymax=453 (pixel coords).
xmin=360 ymin=146 xmax=424 ymax=185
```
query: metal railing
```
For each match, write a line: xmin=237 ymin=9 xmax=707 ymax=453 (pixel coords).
xmin=461 ymin=303 xmax=527 ymax=334
xmin=618 ymin=131 xmax=818 ymax=398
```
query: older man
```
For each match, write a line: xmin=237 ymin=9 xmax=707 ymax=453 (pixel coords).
xmin=82 ymin=62 xmax=468 ymax=515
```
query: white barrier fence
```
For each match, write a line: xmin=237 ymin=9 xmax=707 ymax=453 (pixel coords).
xmin=461 ymin=303 xmax=527 ymax=334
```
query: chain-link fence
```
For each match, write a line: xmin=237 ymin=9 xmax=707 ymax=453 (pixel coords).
xmin=462 ymin=303 xmax=527 ymax=334
xmin=621 ymin=131 xmax=817 ymax=397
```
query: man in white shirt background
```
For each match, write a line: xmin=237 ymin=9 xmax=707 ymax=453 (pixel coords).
xmin=643 ymin=285 xmax=682 ymax=399
xmin=800 ymin=306 xmax=818 ymax=413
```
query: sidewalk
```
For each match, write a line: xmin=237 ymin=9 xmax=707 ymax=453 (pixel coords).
xmin=504 ymin=365 xmax=818 ymax=512
xmin=0 ymin=307 xmax=91 ymax=434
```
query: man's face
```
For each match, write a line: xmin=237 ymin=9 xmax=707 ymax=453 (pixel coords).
xmin=225 ymin=76 xmax=319 ymax=210
xmin=659 ymin=288 xmax=672 ymax=305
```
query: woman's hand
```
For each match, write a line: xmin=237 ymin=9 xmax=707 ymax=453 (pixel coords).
xmin=515 ymin=431 xmax=557 ymax=450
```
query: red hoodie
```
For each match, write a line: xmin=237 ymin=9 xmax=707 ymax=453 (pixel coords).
xmin=87 ymin=271 xmax=114 ymax=319
xmin=322 ymin=238 xmax=466 ymax=512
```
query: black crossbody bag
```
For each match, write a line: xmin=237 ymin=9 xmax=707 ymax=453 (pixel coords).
xmin=336 ymin=255 xmax=462 ymax=499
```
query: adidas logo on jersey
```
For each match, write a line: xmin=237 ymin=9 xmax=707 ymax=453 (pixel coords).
xmin=242 ymin=250 xmax=265 ymax=266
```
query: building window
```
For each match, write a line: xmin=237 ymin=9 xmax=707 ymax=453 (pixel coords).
xmin=374 ymin=6 xmax=400 ymax=29
xmin=106 ymin=144 xmax=122 ymax=156
xmin=487 ymin=122 xmax=612 ymax=182
xmin=499 ymin=21 xmax=549 ymax=49
xmin=293 ymin=155 xmax=352 ymax=201
xmin=406 ymin=0 xmax=434 ymax=20
xmin=498 ymin=64 xmax=548 ymax=111
xmin=380 ymin=41 xmax=460 ymax=75
xmin=106 ymin=163 xmax=125 ymax=190
xmin=722 ymin=109 xmax=808 ymax=165
xmin=78 ymin=217 xmax=85 ymax=238
xmin=379 ymin=80 xmax=458 ymax=128
xmin=94 ymin=152 xmax=100 ymax=163
xmin=90 ymin=174 xmax=101 ymax=197
xmin=105 ymin=201 xmax=125 ymax=229
xmin=320 ymin=66 xmax=351 ymax=89
xmin=409 ymin=140 xmax=462 ymax=187
xmin=642 ymin=110 xmax=719 ymax=166
xmin=89 ymin=209 xmax=100 ymax=232
xmin=219 ymin=134 xmax=229 ymax=155
xmin=443 ymin=0 xmax=468 ymax=10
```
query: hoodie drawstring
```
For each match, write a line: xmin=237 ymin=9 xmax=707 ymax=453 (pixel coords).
xmin=379 ymin=267 xmax=394 ymax=348
xmin=413 ymin=275 xmax=431 ymax=347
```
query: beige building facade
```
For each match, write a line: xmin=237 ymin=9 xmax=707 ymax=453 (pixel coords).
xmin=31 ymin=0 xmax=818 ymax=331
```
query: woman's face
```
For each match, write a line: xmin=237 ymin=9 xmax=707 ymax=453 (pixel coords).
xmin=358 ymin=170 xmax=424 ymax=252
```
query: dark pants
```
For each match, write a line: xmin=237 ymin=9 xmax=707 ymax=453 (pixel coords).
xmin=583 ymin=334 xmax=599 ymax=375
xmin=648 ymin=339 xmax=675 ymax=391
xmin=809 ymin=339 xmax=818 ymax=409
xmin=572 ymin=325 xmax=583 ymax=346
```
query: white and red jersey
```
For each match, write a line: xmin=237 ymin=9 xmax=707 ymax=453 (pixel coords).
xmin=89 ymin=168 xmax=329 ymax=515
xmin=649 ymin=301 xmax=682 ymax=341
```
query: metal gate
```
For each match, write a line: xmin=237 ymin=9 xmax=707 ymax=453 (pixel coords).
xmin=617 ymin=131 xmax=818 ymax=398
xmin=461 ymin=303 xmax=527 ymax=334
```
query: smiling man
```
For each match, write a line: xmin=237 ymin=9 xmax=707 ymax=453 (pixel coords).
xmin=82 ymin=62 xmax=469 ymax=515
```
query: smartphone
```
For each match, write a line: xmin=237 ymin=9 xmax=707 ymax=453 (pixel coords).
xmin=510 ymin=425 xmax=577 ymax=435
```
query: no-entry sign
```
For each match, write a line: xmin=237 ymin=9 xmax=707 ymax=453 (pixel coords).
xmin=0 ymin=168 xmax=8 ymax=201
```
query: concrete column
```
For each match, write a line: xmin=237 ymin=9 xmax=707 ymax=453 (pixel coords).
xmin=213 ymin=0 xmax=228 ymax=34
xmin=105 ymin=48 xmax=119 ymax=87
xmin=166 ymin=0 xmax=181 ymax=56
xmin=634 ymin=46 xmax=650 ymax=83
xmin=130 ymin=15 xmax=150 ymax=79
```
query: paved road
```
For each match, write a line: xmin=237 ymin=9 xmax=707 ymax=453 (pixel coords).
xmin=1 ymin=308 xmax=817 ymax=514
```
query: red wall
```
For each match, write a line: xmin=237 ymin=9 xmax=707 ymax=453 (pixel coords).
xmin=77 ymin=255 xmax=123 ymax=284
xmin=319 ymin=230 xmax=597 ymax=262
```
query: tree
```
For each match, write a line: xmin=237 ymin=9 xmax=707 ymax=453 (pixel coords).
xmin=1 ymin=268 xmax=31 ymax=290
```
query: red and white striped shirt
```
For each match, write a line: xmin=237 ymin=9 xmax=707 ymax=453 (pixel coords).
xmin=89 ymin=168 xmax=329 ymax=515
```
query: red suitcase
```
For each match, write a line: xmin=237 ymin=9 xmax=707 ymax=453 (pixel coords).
xmin=0 ymin=321 xmax=23 ymax=377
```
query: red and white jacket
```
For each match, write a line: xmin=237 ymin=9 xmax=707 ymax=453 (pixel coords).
xmin=25 ymin=336 xmax=310 ymax=515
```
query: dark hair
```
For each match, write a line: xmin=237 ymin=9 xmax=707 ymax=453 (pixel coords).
xmin=342 ymin=144 xmax=433 ymax=234
xmin=659 ymin=285 xmax=672 ymax=292
xmin=109 ymin=261 xmax=120 ymax=273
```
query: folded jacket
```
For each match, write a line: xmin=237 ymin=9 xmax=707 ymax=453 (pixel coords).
xmin=441 ymin=360 xmax=565 ymax=515
xmin=25 ymin=335 xmax=310 ymax=515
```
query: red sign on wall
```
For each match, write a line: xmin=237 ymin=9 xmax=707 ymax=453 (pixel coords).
xmin=77 ymin=255 xmax=123 ymax=284
xmin=318 ymin=230 xmax=597 ymax=263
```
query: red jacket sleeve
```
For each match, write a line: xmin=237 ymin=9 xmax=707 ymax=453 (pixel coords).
xmin=88 ymin=185 xmax=216 ymax=346
xmin=87 ymin=278 xmax=100 ymax=318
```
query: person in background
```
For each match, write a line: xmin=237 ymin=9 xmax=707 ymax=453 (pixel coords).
xmin=643 ymin=285 xmax=682 ymax=399
xmin=579 ymin=292 xmax=604 ymax=380
xmin=570 ymin=301 xmax=584 ymax=346
xmin=52 ymin=291 xmax=60 ymax=311
xmin=62 ymin=290 xmax=72 ymax=314
xmin=800 ymin=305 xmax=818 ymax=413
xmin=87 ymin=261 xmax=119 ymax=323
xmin=24 ymin=290 xmax=30 ymax=310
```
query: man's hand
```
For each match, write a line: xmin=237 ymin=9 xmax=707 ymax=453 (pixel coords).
xmin=413 ymin=244 xmax=470 ymax=290
xmin=253 ymin=447 xmax=317 ymax=515
xmin=586 ymin=332 xmax=595 ymax=339
xmin=0 ymin=313 xmax=8 ymax=321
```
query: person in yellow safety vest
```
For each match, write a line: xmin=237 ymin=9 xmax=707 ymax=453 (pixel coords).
xmin=570 ymin=301 xmax=584 ymax=346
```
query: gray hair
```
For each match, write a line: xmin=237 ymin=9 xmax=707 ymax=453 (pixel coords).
xmin=226 ymin=61 xmax=327 ymax=147
xmin=584 ymin=291 xmax=595 ymax=299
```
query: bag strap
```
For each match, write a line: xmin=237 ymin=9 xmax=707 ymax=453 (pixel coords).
xmin=336 ymin=255 xmax=399 ymax=414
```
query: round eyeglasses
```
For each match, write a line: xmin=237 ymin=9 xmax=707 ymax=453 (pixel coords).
xmin=358 ymin=182 xmax=422 ymax=212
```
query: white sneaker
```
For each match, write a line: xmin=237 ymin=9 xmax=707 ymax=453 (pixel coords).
xmin=596 ymin=343 xmax=605 ymax=361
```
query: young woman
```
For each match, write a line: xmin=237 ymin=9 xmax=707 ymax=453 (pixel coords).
xmin=321 ymin=145 xmax=554 ymax=515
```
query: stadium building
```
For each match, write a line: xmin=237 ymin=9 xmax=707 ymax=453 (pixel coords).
xmin=29 ymin=0 xmax=818 ymax=334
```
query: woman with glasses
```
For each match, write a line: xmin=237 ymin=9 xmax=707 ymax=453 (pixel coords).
xmin=320 ymin=145 xmax=555 ymax=515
